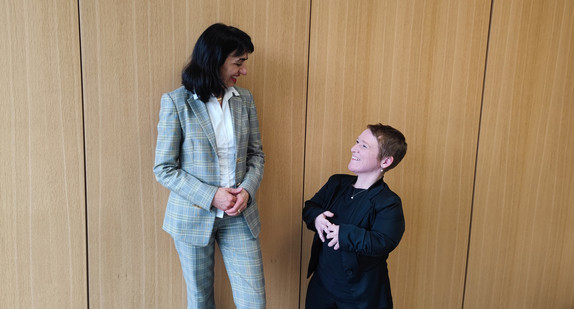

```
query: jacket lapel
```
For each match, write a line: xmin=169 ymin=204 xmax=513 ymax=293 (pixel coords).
xmin=229 ymin=93 xmax=243 ymax=147
xmin=187 ymin=96 xmax=217 ymax=150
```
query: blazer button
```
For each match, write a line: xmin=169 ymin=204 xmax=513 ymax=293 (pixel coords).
xmin=345 ymin=269 xmax=353 ymax=276
xmin=236 ymin=158 xmax=241 ymax=163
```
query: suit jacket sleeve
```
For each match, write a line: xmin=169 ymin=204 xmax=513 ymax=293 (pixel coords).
xmin=338 ymin=194 xmax=405 ymax=257
xmin=153 ymin=92 xmax=218 ymax=210
xmin=235 ymin=89 xmax=264 ymax=201
xmin=302 ymin=175 xmax=339 ymax=231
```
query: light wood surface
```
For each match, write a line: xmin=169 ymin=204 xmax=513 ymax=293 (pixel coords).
xmin=79 ymin=1 xmax=189 ymax=307
xmin=233 ymin=1 xmax=311 ymax=308
xmin=0 ymin=0 xmax=86 ymax=308
xmin=4 ymin=0 xmax=574 ymax=308
xmin=464 ymin=0 xmax=574 ymax=308
xmin=301 ymin=0 xmax=491 ymax=308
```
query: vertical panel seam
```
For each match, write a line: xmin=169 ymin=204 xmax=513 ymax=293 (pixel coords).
xmin=298 ymin=0 xmax=313 ymax=308
xmin=75 ymin=0 xmax=90 ymax=307
xmin=461 ymin=0 xmax=496 ymax=308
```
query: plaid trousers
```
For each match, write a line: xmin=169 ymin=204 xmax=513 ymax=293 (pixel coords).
xmin=174 ymin=214 xmax=266 ymax=309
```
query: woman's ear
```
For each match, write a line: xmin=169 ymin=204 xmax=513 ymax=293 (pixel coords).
xmin=381 ymin=156 xmax=394 ymax=170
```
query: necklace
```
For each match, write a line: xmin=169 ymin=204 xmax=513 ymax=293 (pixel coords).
xmin=350 ymin=188 xmax=367 ymax=199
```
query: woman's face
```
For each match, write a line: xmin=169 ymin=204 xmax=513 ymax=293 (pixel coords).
xmin=220 ymin=52 xmax=249 ymax=88
xmin=348 ymin=129 xmax=382 ymax=177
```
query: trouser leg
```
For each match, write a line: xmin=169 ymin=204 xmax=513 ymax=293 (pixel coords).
xmin=174 ymin=239 xmax=216 ymax=309
xmin=305 ymin=274 xmax=337 ymax=309
xmin=216 ymin=215 xmax=266 ymax=309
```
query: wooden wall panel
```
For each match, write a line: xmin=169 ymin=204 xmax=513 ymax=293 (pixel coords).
xmin=79 ymin=0 xmax=188 ymax=307
xmin=4 ymin=0 xmax=572 ymax=307
xmin=235 ymin=2 xmax=310 ymax=308
xmin=465 ymin=0 xmax=574 ymax=308
xmin=79 ymin=0 xmax=309 ymax=307
xmin=301 ymin=0 xmax=491 ymax=308
xmin=0 ymin=0 xmax=86 ymax=308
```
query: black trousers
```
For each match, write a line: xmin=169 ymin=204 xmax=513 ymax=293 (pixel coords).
xmin=305 ymin=274 xmax=392 ymax=309
xmin=306 ymin=275 xmax=371 ymax=309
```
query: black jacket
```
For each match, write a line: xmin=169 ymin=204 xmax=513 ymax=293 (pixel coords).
xmin=303 ymin=174 xmax=405 ymax=308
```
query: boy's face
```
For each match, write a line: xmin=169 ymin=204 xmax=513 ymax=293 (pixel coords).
xmin=348 ymin=129 xmax=383 ymax=177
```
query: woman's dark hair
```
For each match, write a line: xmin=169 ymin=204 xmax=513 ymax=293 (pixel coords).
xmin=182 ymin=23 xmax=254 ymax=102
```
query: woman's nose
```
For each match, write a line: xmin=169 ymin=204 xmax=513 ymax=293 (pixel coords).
xmin=240 ymin=67 xmax=247 ymax=75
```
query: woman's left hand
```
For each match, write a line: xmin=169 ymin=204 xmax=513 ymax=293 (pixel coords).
xmin=225 ymin=188 xmax=250 ymax=216
xmin=325 ymin=224 xmax=340 ymax=250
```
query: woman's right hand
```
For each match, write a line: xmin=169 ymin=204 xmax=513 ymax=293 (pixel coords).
xmin=314 ymin=211 xmax=335 ymax=242
xmin=212 ymin=187 xmax=242 ymax=212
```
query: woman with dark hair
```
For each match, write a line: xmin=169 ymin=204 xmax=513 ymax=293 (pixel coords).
xmin=154 ymin=23 xmax=265 ymax=308
xmin=303 ymin=124 xmax=407 ymax=309
xmin=181 ymin=23 xmax=254 ymax=103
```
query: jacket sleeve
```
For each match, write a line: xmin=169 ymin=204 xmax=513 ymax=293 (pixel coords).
xmin=338 ymin=195 xmax=405 ymax=257
xmin=237 ymin=91 xmax=265 ymax=201
xmin=302 ymin=175 xmax=338 ymax=231
xmin=152 ymin=92 xmax=217 ymax=210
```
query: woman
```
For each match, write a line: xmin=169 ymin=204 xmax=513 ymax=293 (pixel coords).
xmin=303 ymin=124 xmax=407 ymax=309
xmin=153 ymin=23 xmax=265 ymax=308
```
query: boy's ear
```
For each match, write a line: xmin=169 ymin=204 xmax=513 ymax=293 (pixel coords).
xmin=381 ymin=156 xmax=394 ymax=169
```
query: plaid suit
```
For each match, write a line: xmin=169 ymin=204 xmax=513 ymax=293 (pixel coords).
xmin=154 ymin=86 xmax=265 ymax=308
xmin=154 ymin=85 xmax=264 ymax=245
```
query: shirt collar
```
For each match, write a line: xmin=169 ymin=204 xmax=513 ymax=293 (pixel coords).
xmin=192 ymin=87 xmax=239 ymax=101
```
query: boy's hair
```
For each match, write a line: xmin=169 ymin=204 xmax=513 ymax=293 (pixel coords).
xmin=368 ymin=123 xmax=407 ymax=172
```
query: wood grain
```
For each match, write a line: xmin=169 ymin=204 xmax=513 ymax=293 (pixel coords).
xmin=301 ymin=0 xmax=491 ymax=308
xmin=0 ymin=0 xmax=86 ymax=308
xmin=4 ymin=0 xmax=574 ymax=308
xmin=465 ymin=0 xmax=574 ymax=307
xmin=80 ymin=0 xmax=190 ymax=307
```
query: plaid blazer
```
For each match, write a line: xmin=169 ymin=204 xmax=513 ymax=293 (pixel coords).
xmin=153 ymin=86 xmax=264 ymax=246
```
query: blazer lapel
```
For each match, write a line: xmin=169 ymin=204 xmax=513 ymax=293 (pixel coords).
xmin=187 ymin=96 xmax=217 ymax=150
xmin=229 ymin=93 xmax=243 ymax=147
